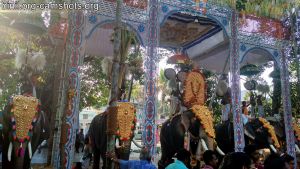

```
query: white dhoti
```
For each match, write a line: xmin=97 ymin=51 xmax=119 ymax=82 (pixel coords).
xmin=221 ymin=104 xmax=231 ymax=122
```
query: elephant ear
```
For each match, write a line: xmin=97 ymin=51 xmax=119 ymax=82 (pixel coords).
xmin=181 ymin=111 xmax=192 ymax=132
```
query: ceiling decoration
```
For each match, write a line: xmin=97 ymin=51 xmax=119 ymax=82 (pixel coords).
xmin=160 ymin=12 xmax=222 ymax=49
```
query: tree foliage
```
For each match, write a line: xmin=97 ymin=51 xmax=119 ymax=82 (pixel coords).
xmin=80 ymin=56 xmax=110 ymax=110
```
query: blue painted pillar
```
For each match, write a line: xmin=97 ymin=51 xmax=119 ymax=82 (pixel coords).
xmin=280 ymin=49 xmax=295 ymax=157
xmin=143 ymin=0 xmax=159 ymax=156
xmin=230 ymin=11 xmax=245 ymax=152
xmin=58 ymin=11 xmax=86 ymax=169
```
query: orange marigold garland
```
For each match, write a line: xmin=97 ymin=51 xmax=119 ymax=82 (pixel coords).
xmin=183 ymin=70 xmax=206 ymax=108
xmin=293 ymin=123 xmax=300 ymax=141
xmin=258 ymin=117 xmax=280 ymax=148
xmin=190 ymin=105 xmax=215 ymax=139
xmin=115 ymin=102 xmax=136 ymax=141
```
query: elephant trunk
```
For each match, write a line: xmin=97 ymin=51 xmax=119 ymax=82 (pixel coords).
xmin=10 ymin=141 xmax=29 ymax=168
xmin=15 ymin=156 xmax=26 ymax=169
xmin=116 ymin=140 xmax=132 ymax=160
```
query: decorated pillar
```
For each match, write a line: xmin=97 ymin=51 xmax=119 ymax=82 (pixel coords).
xmin=230 ymin=11 xmax=245 ymax=152
xmin=280 ymin=49 xmax=295 ymax=157
xmin=143 ymin=0 xmax=159 ymax=156
xmin=59 ymin=11 xmax=86 ymax=169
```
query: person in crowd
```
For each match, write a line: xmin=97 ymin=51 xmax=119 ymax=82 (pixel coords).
xmin=281 ymin=153 xmax=295 ymax=169
xmin=201 ymin=150 xmax=219 ymax=169
xmin=166 ymin=148 xmax=191 ymax=169
xmin=242 ymin=101 xmax=250 ymax=116
xmin=108 ymin=147 xmax=157 ymax=169
xmin=244 ymin=144 xmax=264 ymax=169
xmin=241 ymin=101 xmax=252 ymax=125
xmin=72 ymin=162 xmax=82 ymax=169
xmin=81 ymin=136 xmax=92 ymax=169
xmin=0 ymin=122 xmax=2 ymax=156
xmin=75 ymin=129 xmax=85 ymax=153
xmin=219 ymin=152 xmax=253 ymax=169
xmin=264 ymin=153 xmax=286 ymax=169
xmin=257 ymin=95 xmax=264 ymax=117
xmin=221 ymin=88 xmax=231 ymax=123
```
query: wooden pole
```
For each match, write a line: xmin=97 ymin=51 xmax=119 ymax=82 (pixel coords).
xmin=107 ymin=0 xmax=123 ymax=169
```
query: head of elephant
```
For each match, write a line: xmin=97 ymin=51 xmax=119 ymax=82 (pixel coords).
xmin=2 ymin=98 xmax=49 ymax=169
xmin=244 ymin=119 xmax=277 ymax=151
xmin=181 ymin=110 xmax=214 ymax=152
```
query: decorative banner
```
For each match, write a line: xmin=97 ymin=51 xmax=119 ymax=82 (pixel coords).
xmin=179 ymin=0 xmax=207 ymax=14
xmin=104 ymin=0 xmax=148 ymax=9
xmin=144 ymin=0 xmax=159 ymax=157
xmin=230 ymin=11 xmax=245 ymax=152
xmin=239 ymin=14 xmax=289 ymax=40
xmin=194 ymin=0 xmax=207 ymax=14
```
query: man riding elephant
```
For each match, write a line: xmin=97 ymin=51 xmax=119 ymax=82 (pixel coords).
xmin=159 ymin=69 xmax=225 ymax=169
xmin=1 ymin=49 xmax=49 ymax=169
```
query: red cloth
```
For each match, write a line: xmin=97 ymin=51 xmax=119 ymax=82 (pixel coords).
xmin=201 ymin=165 xmax=214 ymax=169
xmin=255 ymin=163 xmax=264 ymax=169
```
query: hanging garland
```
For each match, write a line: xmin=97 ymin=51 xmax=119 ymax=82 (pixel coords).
xmin=258 ymin=117 xmax=280 ymax=148
xmin=293 ymin=123 xmax=300 ymax=141
xmin=10 ymin=95 xmax=39 ymax=143
xmin=115 ymin=102 xmax=137 ymax=141
xmin=190 ymin=105 xmax=215 ymax=139
xmin=183 ymin=70 xmax=207 ymax=108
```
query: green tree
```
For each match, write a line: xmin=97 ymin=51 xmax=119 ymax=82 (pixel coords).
xmin=80 ymin=56 xmax=110 ymax=110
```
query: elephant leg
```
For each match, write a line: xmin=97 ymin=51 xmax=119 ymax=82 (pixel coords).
xmin=100 ymin=151 xmax=107 ymax=169
xmin=93 ymin=149 xmax=101 ymax=169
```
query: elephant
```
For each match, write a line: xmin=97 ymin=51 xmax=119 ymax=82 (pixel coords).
xmin=267 ymin=117 xmax=300 ymax=153
xmin=215 ymin=118 xmax=279 ymax=154
xmin=1 ymin=95 xmax=50 ymax=169
xmin=158 ymin=108 xmax=224 ymax=169
xmin=88 ymin=104 xmax=142 ymax=169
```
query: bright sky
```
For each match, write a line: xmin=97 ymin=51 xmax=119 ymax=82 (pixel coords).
xmin=158 ymin=57 xmax=274 ymax=91
xmin=240 ymin=67 xmax=273 ymax=91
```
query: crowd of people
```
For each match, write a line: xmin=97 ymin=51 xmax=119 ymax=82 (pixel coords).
xmin=164 ymin=147 xmax=298 ymax=169
xmin=73 ymin=145 xmax=298 ymax=169
xmin=73 ymin=129 xmax=93 ymax=169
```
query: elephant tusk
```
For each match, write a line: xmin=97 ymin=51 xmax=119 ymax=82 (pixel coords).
xmin=115 ymin=138 xmax=121 ymax=148
xmin=270 ymin=144 xmax=277 ymax=153
xmin=295 ymin=144 xmax=300 ymax=154
xmin=244 ymin=129 xmax=255 ymax=140
xmin=201 ymin=139 xmax=208 ymax=151
xmin=28 ymin=141 xmax=32 ymax=159
xmin=8 ymin=142 xmax=12 ymax=162
xmin=132 ymin=139 xmax=144 ymax=149
xmin=216 ymin=145 xmax=225 ymax=156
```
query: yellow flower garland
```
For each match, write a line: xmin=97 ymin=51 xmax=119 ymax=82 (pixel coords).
xmin=258 ymin=117 xmax=280 ymax=148
xmin=11 ymin=95 xmax=38 ymax=140
xmin=191 ymin=105 xmax=215 ymax=139
xmin=293 ymin=123 xmax=300 ymax=141
xmin=183 ymin=71 xmax=206 ymax=108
